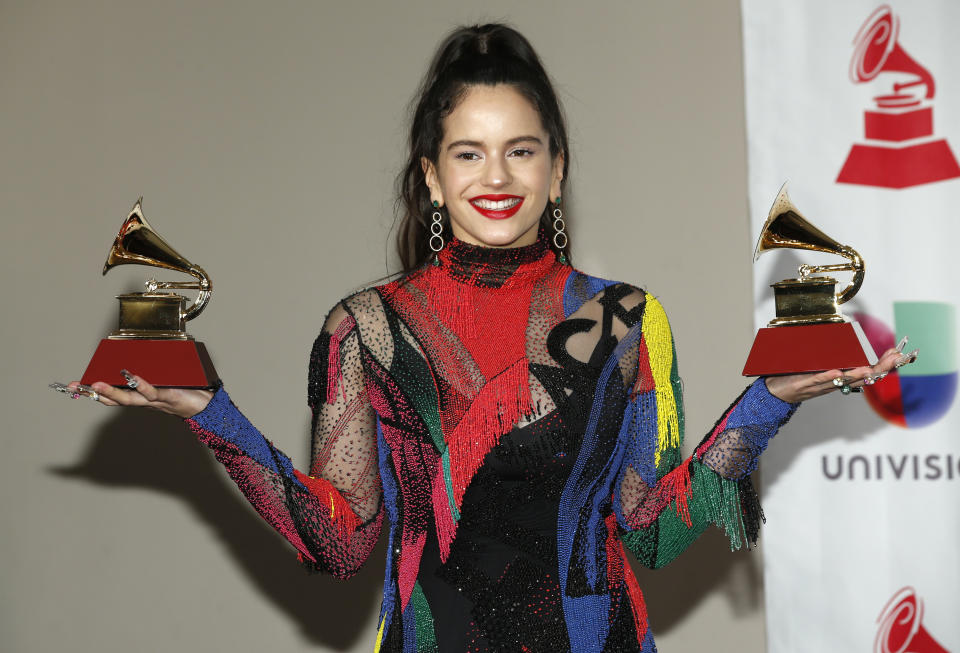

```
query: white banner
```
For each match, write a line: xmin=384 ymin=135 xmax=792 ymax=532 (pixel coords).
xmin=741 ymin=2 xmax=959 ymax=652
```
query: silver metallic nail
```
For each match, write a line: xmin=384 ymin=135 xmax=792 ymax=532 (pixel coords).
xmin=49 ymin=382 xmax=73 ymax=395
xmin=53 ymin=382 xmax=99 ymax=400
xmin=76 ymin=384 xmax=100 ymax=400
xmin=120 ymin=369 xmax=139 ymax=389
xmin=895 ymin=349 xmax=920 ymax=368
xmin=896 ymin=336 xmax=908 ymax=353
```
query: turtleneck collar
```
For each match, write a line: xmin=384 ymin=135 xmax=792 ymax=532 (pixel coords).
xmin=437 ymin=226 xmax=557 ymax=288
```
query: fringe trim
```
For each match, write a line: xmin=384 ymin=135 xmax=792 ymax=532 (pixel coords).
xmin=738 ymin=476 xmax=765 ymax=546
xmin=433 ymin=358 xmax=533 ymax=560
xmin=432 ymin=457 xmax=458 ymax=561
xmin=641 ymin=294 xmax=680 ymax=467
xmin=447 ymin=358 xmax=532 ymax=507
xmin=695 ymin=466 xmax=762 ymax=551
xmin=664 ymin=460 xmax=693 ymax=528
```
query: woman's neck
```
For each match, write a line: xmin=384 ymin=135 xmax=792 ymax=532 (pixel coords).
xmin=438 ymin=226 xmax=555 ymax=288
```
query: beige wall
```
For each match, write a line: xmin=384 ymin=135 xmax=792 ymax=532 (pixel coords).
xmin=1 ymin=1 xmax=764 ymax=651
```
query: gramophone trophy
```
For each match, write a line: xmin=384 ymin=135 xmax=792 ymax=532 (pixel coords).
xmin=80 ymin=199 xmax=220 ymax=388
xmin=742 ymin=184 xmax=877 ymax=376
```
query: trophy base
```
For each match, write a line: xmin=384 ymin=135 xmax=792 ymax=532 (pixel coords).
xmin=742 ymin=321 xmax=877 ymax=376
xmin=81 ymin=339 xmax=219 ymax=388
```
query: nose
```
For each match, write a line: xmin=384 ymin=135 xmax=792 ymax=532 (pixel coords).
xmin=482 ymin=154 xmax=512 ymax=188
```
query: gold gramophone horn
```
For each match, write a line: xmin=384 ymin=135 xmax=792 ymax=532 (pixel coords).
xmin=104 ymin=198 xmax=212 ymax=325
xmin=755 ymin=184 xmax=865 ymax=303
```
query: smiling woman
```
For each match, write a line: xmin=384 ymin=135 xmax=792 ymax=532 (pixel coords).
xmin=61 ymin=20 xmax=910 ymax=653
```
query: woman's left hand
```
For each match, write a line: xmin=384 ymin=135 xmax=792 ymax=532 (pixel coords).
xmin=763 ymin=344 xmax=918 ymax=404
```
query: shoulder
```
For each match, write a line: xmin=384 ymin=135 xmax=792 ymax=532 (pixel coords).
xmin=337 ymin=287 xmax=387 ymax=323
xmin=563 ymin=269 xmax=664 ymax=320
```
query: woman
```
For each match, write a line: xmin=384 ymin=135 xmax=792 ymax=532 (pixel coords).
xmin=65 ymin=24 xmax=910 ymax=652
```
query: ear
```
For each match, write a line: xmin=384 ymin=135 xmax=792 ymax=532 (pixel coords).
xmin=421 ymin=157 xmax=443 ymax=207
xmin=549 ymin=152 xmax=565 ymax=201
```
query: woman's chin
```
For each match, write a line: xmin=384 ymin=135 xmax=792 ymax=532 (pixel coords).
xmin=455 ymin=221 xmax=540 ymax=249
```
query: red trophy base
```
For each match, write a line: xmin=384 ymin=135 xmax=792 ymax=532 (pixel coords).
xmin=81 ymin=339 xmax=220 ymax=388
xmin=742 ymin=322 xmax=877 ymax=376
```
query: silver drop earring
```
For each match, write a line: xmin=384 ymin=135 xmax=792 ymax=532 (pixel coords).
xmin=552 ymin=197 xmax=568 ymax=265
xmin=430 ymin=201 xmax=444 ymax=266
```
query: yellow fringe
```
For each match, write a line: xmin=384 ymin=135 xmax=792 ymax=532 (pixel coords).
xmin=330 ymin=492 xmax=336 ymax=519
xmin=642 ymin=294 xmax=680 ymax=467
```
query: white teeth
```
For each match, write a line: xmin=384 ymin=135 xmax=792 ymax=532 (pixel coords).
xmin=471 ymin=197 xmax=521 ymax=210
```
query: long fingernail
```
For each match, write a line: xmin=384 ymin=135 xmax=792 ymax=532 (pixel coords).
xmin=120 ymin=369 xmax=138 ymax=389
xmin=895 ymin=349 xmax=919 ymax=367
xmin=896 ymin=336 xmax=908 ymax=353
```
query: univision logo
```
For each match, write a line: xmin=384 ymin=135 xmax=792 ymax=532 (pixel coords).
xmin=854 ymin=302 xmax=957 ymax=428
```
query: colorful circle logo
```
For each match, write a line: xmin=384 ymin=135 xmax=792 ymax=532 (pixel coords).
xmin=854 ymin=302 xmax=957 ymax=428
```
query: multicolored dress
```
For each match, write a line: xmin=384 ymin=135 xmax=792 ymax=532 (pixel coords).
xmin=186 ymin=230 xmax=797 ymax=652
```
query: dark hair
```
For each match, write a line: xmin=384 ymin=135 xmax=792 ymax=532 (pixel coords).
xmin=394 ymin=24 xmax=571 ymax=272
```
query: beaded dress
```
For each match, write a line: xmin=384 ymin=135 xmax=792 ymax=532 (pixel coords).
xmin=186 ymin=229 xmax=797 ymax=652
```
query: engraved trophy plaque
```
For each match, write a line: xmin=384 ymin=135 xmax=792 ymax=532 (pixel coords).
xmin=80 ymin=199 xmax=219 ymax=388
xmin=742 ymin=184 xmax=877 ymax=376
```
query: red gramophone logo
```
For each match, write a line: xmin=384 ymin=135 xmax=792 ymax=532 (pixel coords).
xmin=875 ymin=587 xmax=950 ymax=653
xmin=837 ymin=5 xmax=960 ymax=189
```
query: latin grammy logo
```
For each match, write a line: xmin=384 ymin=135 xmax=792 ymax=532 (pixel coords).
xmin=875 ymin=587 xmax=949 ymax=653
xmin=837 ymin=5 xmax=960 ymax=189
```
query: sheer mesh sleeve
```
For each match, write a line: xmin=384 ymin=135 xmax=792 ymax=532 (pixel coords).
xmin=613 ymin=296 xmax=798 ymax=569
xmin=185 ymin=303 xmax=383 ymax=579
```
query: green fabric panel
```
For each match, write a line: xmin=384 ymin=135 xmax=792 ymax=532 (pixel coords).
xmin=441 ymin=450 xmax=460 ymax=521
xmin=620 ymin=521 xmax=657 ymax=568
xmin=389 ymin=319 xmax=445 ymax=451
xmin=410 ymin=582 xmax=438 ymax=653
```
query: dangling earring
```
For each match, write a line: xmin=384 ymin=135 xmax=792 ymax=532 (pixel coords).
xmin=552 ymin=197 xmax=568 ymax=265
xmin=429 ymin=200 xmax=444 ymax=266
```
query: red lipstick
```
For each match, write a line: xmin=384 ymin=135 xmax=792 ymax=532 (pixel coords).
xmin=469 ymin=194 xmax=524 ymax=220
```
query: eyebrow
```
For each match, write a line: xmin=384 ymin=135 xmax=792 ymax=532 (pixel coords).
xmin=446 ymin=135 xmax=544 ymax=150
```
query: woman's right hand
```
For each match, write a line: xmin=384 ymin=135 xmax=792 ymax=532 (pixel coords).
xmin=64 ymin=371 xmax=215 ymax=419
